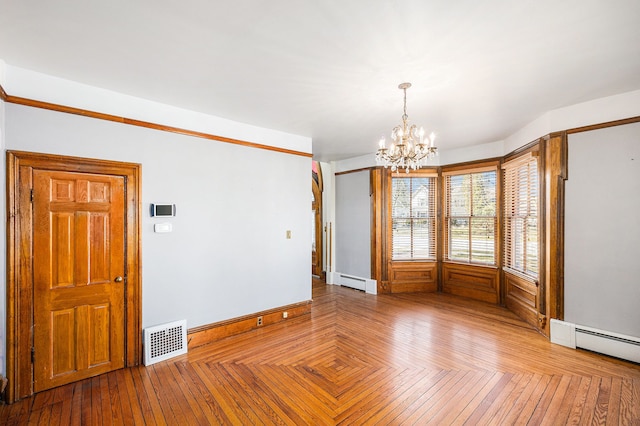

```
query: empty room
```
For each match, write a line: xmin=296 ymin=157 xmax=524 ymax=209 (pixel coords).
xmin=1 ymin=1 xmax=639 ymax=424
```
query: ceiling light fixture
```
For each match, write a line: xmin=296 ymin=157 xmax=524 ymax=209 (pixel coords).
xmin=375 ymin=82 xmax=437 ymax=173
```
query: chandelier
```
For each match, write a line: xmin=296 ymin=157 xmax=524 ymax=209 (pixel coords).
xmin=375 ymin=82 xmax=437 ymax=173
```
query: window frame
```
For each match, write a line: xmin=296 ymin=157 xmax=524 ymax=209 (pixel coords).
xmin=502 ymin=151 xmax=540 ymax=279
xmin=388 ymin=169 xmax=438 ymax=262
xmin=443 ymin=165 xmax=499 ymax=266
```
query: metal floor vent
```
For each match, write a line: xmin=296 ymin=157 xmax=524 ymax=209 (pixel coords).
xmin=144 ymin=319 xmax=188 ymax=365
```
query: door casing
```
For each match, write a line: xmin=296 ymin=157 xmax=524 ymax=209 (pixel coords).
xmin=5 ymin=150 xmax=142 ymax=403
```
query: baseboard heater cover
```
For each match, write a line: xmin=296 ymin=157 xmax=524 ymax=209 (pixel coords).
xmin=551 ymin=319 xmax=640 ymax=363
xmin=337 ymin=273 xmax=377 ymax=294
xmin=144 ymin=319 xmax=188 ymax=365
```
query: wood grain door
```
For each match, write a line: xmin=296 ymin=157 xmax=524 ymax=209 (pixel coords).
xmin=32 ymin=170 xmax=126 ymax=392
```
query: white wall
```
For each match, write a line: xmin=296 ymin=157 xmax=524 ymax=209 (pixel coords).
xmin=334 ymin=171 xmax=371 ymax=279
xmin=503 ymin=89 xmax=640 ymax=154
xmin=565 ymin=123 xmax=640 ymax=337
xmin=4 ymin=65 xmax=310 ymax=154
xmin=319 ymin=161 xmax=334 ymax=274
xmin=0 ymin=63 xmax=312 ymax=378
xmin=5 ymin=103 xmax=312 ymax=332
xmin=0 ymin=65 xmax=314 ymax=380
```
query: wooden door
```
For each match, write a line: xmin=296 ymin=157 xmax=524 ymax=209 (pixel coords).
xmin=32 ymin=170 xmax=126 ymax=391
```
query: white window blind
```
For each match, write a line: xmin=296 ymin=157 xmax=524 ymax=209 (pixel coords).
xmin=444 ymin=169 xmax=497 ymax=265
xmin=391 ymin=176 xmax=437 ymax=260
xmin=503 ymin=153 xmax=539 ymax=277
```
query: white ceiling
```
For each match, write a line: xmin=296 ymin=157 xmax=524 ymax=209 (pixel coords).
xmin=1 ymin=0 xmax=640 ymax=161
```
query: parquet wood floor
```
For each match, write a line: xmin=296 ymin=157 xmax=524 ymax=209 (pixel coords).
xmin=2 ymin=279 xmax=639 ymax=425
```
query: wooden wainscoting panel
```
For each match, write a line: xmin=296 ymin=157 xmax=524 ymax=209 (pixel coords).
xmin=388 ymin=262 xmax=437 ymax=293
xmin=187 ymin=300 xmax=312 ymax=350
xmin=442 ymin=263 xmax=500 ymax=304
xmin=504 ymin=271 xmax=539 ymax=329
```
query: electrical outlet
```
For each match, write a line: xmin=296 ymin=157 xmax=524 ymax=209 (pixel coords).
xmin=282 ymin=311 xmax=288 ymax=319
xmin=257 ymin=316 xmax=263 ymax=326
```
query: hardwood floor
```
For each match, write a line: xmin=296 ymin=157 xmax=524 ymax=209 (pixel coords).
xmin=2 ymin=279 xmax=640 ymax=425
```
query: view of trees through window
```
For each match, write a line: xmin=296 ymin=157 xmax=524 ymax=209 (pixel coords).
xmin=387 ymin=162 xmax=538 ymax=273
xmin=445 ymin=170 xmax=497 ymax=264
xmin=391 ymin=176 xmax=437 ymax=260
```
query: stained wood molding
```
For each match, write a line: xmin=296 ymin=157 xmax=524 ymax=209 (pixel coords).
xmin=335 ymin=166 xmax=375 ymax=176
xmin=187 ymin=300 xmax=312 ymax=350
xmin=2 ymin=89 xmax=311 ymax=159
xmin=543 ymin=133 xmax=567 ymax=335
xmin=566 ymin=115 xmax=640 ymax=134
xmin=504 ymin=271 xmax=539 ymax=329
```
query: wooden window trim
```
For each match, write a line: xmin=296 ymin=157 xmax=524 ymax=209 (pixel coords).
xmin=443 ymin=167 xmax=499 ymax=266
xmin=387 ymin=169 xmax=438 ymax=262
xmin=502 ymin=151 xmax=539 ymax=279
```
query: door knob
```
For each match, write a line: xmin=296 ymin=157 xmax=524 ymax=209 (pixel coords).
xmin=114 ymin=276 xmax=124 ymax=282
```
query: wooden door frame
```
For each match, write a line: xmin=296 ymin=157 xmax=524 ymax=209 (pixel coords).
xmin=5 ymin=150 xmax=142 ymax=403
xmin=312 ymin=163 xmax=324 ymax=279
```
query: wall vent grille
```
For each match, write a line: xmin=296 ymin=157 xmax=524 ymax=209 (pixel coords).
xmin=144 ymin=320 xmax=187 ymax=365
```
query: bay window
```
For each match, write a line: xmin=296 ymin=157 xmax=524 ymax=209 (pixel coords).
xmin=444 ymin=168 xmax=497 ymax=265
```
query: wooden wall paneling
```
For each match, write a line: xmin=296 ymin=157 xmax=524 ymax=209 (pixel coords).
xmin=388 ymin=262 xmax=438 ymax=293
xmin=496 ymin=162 xmax=505 ymax=305
xmin=502 ymin=141 xmax=544 ymax=332
xmin=504 ymin=272 xmax=539 ymax=329
xmin=380 ymin=168 xmax=392 ymax=293
xmin=442 ymin=263 xmax=500 ymax=304
xmin=543 ymin=133 xmax=567 ymax=335
xmin=187 ymin=301 xmax=312 ymax=350
xmin=5 ymin=161 xmax=35 ymax=401
xmin=437 ymin=169 xmax=444 ymax=293
xmin=370 ymin=168 xmax=386 ymax=292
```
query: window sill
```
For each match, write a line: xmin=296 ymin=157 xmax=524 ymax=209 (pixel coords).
xmin=503 ymin=268 xmax=539 ymax=285
xmin=443 ymin=260 xmax=498 ymax=269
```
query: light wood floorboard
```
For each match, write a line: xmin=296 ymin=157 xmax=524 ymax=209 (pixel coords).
xmin=2 ymin=279 xmax=640 ymax=425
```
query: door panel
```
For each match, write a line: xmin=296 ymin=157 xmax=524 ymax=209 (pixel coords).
xmin=33 ymin=170 xmax=125 ymax=392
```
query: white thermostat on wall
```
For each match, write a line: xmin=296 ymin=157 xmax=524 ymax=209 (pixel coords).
xmin=150 ymin=203 xmax=176 ymax=217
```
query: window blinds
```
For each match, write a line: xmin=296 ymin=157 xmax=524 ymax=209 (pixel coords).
xmin=391 ymin=176 xmax=437 ymax=260
xmin=444 ymin=169 xmax=497 ymax=265
xmin=502 ymin=153 xmax=539 ymax=277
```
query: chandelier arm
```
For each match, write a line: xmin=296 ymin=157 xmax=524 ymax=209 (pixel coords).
xmin=375 ymin=82 xmax=438 ymax=172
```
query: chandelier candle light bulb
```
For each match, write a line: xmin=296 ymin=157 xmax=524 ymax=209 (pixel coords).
xmin=375 ymin=82 xmax=438 ymax=173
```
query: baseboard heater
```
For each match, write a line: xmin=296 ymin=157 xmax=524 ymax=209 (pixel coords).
xmin=336 ymin=273 xmax=377 ymax=294
xmin=144 ymin=319 xmax=188 ymax=365
xmin=551 ymin=319 xmax=640 ymax=363
xmin=339 ymin=274 xmax=366 ymax=291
